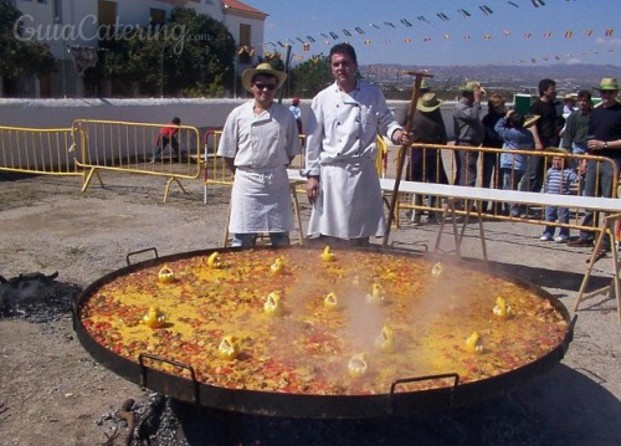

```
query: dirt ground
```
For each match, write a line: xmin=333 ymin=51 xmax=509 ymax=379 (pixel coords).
xmin=0 ymin=171 xmax=620 ymax=446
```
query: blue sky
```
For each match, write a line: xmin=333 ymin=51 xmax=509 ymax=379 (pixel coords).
xmin=249 ymin=0 xmax=621 ymax=66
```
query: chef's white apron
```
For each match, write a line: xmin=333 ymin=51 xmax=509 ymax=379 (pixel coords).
xmin=229 ymin=167 xmax=293 ymax=233
xmin=307 ymin=158 xmax=385 ymax=239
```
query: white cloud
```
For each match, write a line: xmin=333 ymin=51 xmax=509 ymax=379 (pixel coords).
xmin=595 ymin=37 xmax=621 ymax=47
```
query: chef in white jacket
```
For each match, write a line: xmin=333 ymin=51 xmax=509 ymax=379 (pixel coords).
xmin=218 ymin=63 xmax=300 ymax=247
xmin=305 ymin=43 xmax=410 ymax=245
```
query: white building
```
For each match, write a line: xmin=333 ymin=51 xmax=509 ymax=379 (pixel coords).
xmin=3 ymin=0 xmax=267 ymax=98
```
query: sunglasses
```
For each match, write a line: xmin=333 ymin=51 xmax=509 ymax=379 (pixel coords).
xmin=254 ymin=83 xmax=277 ymax=91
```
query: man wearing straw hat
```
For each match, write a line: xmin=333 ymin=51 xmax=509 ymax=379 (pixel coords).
xmin=217 ymin=63 xmax=300 ymax=247
xmin=406 ymin=92 xmax=450 ymax=224
xmin=568 ymin=77 xmax=621 ymax=262
xmin=304 ymin=43 xmax=410 ymax=246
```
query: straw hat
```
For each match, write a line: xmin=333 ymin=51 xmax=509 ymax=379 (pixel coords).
xmin=594 ymin=77 xmax=619 ymax=91
xmin=545 ymin=146 xmax=570 ymax=155
xmin=420 ymin=80 xmax=431 ymax=92
xmin=416 ymin=92 xmax=443 ymax=112
xmin=461 ymin=81 xmax=486 ymax=94
xmin=563 ymin=93 xmax=577 ymax=101
xmin=524 ymin=114 xmax=540 ymax=128
xmin=241 ymin=63 xmax=287 ymax=93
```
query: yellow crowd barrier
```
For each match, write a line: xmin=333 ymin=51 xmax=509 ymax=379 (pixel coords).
xmin=388 ymin=143 xmax=619 ymax=235
xmin=0 ymin=125 xmax=77 ymax=176
xmin=72 ymin=119 xmax=202 ymax=202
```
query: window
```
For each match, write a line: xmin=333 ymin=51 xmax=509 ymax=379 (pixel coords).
xmin=53 ymin=0 xmax=62 ymax=21
xmin=239 ymin=24 xmax=252 ymax=64
xmin=98 ymin=0 xmax=116 ymax=27
xmin=150 ymin=8 xmax=166 ymax=27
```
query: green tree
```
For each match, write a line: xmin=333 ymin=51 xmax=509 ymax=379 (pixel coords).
xmin=104 ymin=7 xmax=236 ymax=97
xmin=0 ymin=2 xmax=56 ymax=85
xmin=289 ymin=54 xmax=332 ymax=98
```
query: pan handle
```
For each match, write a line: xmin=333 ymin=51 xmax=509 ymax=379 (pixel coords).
xmin=126 ymin=247 xmax=159 ymax=266
xmin=387 ymin=372 xmax=460 ymax=414
xmin=138 ymin=353 xmax=199 ymax=404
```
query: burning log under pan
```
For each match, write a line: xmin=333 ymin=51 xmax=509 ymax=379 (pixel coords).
xmin=74 ymin=246 xmax=574 ymax=419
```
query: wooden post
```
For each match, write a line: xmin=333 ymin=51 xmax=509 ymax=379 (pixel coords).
xmin=382 ymin=71 xmax=434 ymax=246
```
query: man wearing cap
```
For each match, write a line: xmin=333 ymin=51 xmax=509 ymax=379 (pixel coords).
xmin=304 ymin=43 xmax=410 ymax=245
xmin=453 ymin=81 xmax=485 ymax=187
xmin=568 ymin=77 xmax=621 ymax=261
xmin=217 ymin=63 xmax=300 ymax=247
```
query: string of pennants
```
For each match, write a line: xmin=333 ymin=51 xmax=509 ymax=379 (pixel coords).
xmin=261 ymin=0 xmax=616 ymax=64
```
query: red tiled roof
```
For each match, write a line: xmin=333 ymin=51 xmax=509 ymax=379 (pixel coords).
xmin=222 ymin=0 xmax=268 ymax=18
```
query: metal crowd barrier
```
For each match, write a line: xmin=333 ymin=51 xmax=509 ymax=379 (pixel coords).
xmin=390 ymin=143 xmax=619 ymax=234
xmin=72 ymin=119 xmax=202 ymax=202
xmin=0 ymin=125 xmax=77 ymax=176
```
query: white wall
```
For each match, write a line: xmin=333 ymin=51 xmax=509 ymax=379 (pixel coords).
xmin=0 ymin=98 xmax=464 ymax=138
xmin=0 ymin=98 xmax=245 ymax=130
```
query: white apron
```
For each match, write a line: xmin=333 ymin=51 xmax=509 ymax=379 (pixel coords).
xmin=229 ymin=167 xmax=293 ymax=234
xmin=307 ymin=158 xmax=385 ymax=239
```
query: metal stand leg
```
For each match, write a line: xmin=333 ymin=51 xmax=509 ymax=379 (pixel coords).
xmin=574 ymin=214 xmax=621 ymax=324
xmin=434 ymin=198 xmax=488 ymax=261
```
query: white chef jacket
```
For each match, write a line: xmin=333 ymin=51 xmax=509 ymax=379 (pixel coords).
xmin=305 ymin=81 xmax=402 ymax=239
xmin=218 ymin=100 xmax=300 ymax=233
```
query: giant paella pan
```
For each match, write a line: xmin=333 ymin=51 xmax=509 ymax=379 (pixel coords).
xmin=74 ymin=246 xmax=574 ymax=418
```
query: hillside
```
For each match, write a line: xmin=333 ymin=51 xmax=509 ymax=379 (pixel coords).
xmin=361 ymin=63 xmax=621 ymax=94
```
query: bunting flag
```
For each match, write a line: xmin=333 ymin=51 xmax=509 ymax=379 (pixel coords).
xmin=264 ymin=1 xmax=613 ymax=67
xmin=479 ymin=5 xmax=493 ymax=15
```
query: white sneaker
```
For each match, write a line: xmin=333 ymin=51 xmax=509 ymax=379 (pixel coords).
xmin=554 ymin=236 xmax=568 ymax=243
xmin=540 ymin=234 xmax=553 ymax=241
